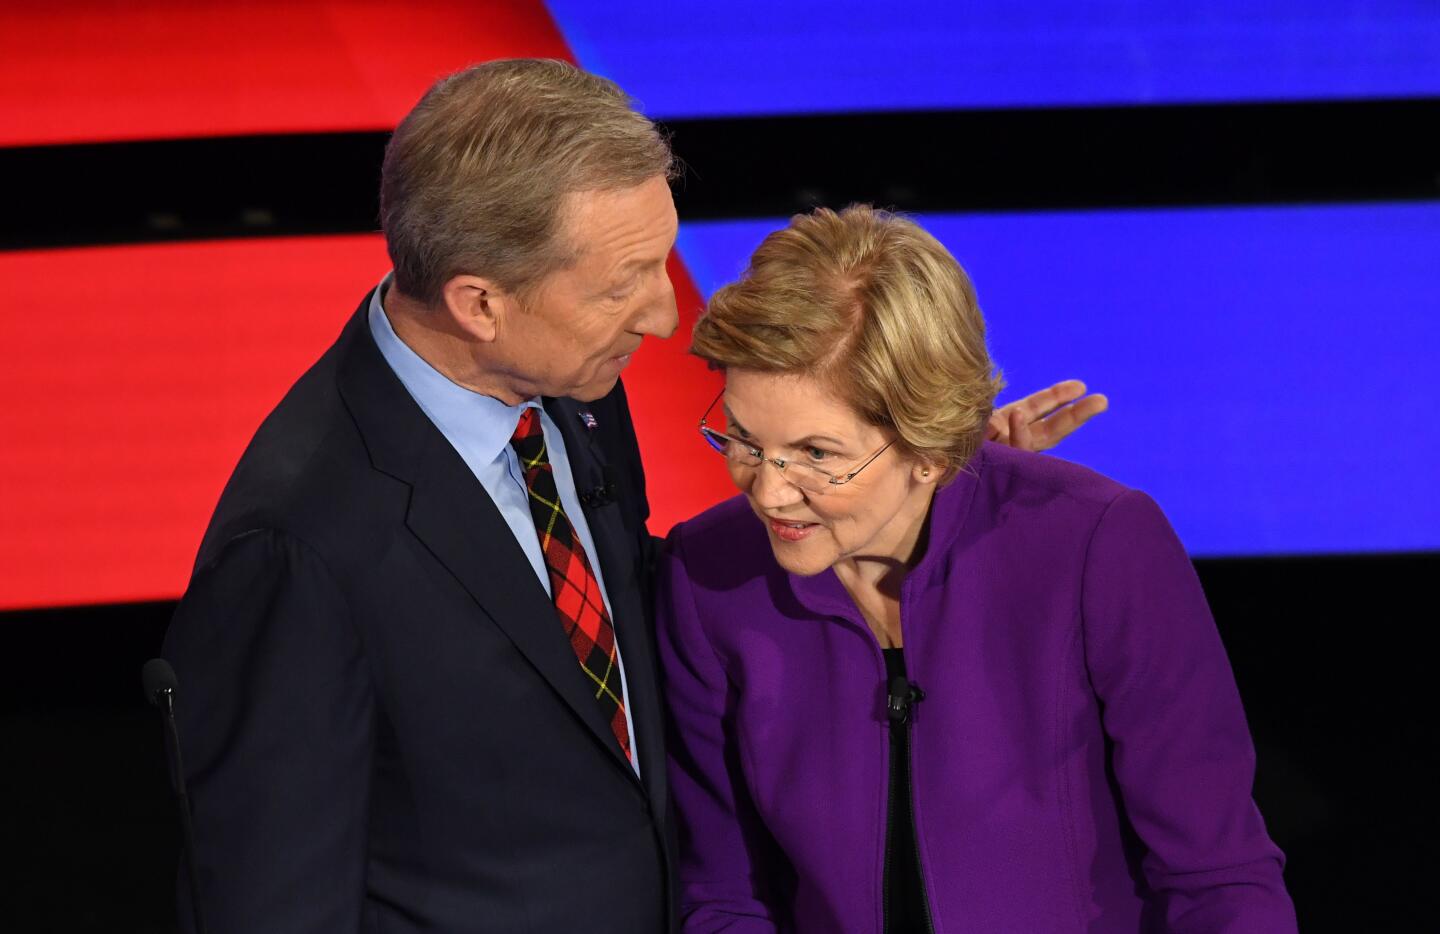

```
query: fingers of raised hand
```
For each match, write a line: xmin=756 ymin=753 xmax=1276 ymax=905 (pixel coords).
xmin=1012 ymin=379 xmax=1089 ymax=421
xmin=1027 ymin=393 xmax=1109 ymax=451
xmin=993 ymin=382 xmax=1109 ymax=452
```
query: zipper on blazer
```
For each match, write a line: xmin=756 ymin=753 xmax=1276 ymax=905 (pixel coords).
xmin=883 ymin=726 xmax=898 ymax=933
xmin=906 ymin=714 xmax=937 ymax=934
xmin=883 ymin=660 xmax=935 ymax=934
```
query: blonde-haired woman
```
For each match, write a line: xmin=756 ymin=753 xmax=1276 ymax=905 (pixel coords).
xmin=657 ymin=206 xmax=1295 ymax=933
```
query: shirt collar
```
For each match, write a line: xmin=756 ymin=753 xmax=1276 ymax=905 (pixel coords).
xmin=367 ymin=274 xmax=536 ymax=464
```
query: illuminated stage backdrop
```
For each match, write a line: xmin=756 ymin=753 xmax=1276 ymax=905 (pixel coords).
xmin=1 ymin=0 xmax=1436 ymax=610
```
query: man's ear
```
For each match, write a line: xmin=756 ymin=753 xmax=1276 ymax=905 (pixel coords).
xmin=440 ymin=274 xmax=516 ymax=342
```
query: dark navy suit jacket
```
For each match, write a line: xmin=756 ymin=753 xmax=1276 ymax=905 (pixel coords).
xmin=164 ymin=292 xmax=673 ymax=933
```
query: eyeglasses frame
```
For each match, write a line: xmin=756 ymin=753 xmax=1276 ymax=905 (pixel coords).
xmin=697 ymin=389 xmax=895 ymax=491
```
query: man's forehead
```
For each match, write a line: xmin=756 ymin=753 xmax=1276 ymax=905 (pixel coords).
xmin=563 ymin=178 xmax=675 ymax=232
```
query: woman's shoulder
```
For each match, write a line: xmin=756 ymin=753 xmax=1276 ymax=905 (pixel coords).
xmin=972 ymin=441 xmax=1133 ymax=513
xmin=668 ymin=493 xmax=766 ymax=553
xmin=961 ymin=443 xmax=1179 ymax=553
xmin=663 ymin=494 xmax=777 ymax=586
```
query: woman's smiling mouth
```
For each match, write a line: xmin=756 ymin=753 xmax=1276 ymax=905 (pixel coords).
xmin=767 ymin=516 xmax=820 ymax=542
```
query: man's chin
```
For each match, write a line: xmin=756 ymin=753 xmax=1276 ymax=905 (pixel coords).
xmin=563 ymin=375 xmax=622 ymax=403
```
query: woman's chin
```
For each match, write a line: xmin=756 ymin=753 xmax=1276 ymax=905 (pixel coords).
xmin=767 ymin=538 xmax=835 ymax=577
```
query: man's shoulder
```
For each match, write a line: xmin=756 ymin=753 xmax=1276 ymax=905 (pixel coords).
xmin=194 ymin=306 xmax=389 ymax=568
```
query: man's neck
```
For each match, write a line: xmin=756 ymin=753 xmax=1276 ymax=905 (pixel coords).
xmin=383 ymin=285 xmax=529 ymax=405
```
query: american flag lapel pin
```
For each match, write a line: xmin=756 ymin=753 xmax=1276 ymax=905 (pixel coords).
xmin=579 ymin=409 xmax=598 ymax=430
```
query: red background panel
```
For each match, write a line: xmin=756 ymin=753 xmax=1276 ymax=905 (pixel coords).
xmin=0 ymin=238 xmax=726 ymax=611
xmin=0 ymin=0 xmax=732 ymax=611
xmin=0 ymin=0 xmax=572 ymax=146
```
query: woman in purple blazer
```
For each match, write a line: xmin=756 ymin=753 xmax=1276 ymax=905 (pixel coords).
xmin=655 ymin=206 xmax=1296 ymax=933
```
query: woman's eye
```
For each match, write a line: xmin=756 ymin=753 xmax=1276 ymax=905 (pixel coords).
xmin=804 ymin=446 xmax=835 ymax=462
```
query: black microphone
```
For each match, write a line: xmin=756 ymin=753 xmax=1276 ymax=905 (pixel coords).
xmin=886 ymin=675 xmax=926 ymax=726
xmin=578 ymin=467 xmax=618 ymax=508
xmin=143 ymin=658 xmax=208 ymax=934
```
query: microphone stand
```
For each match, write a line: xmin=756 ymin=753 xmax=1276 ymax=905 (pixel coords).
xmin=146 ymin=665 xmax=208 ymax=934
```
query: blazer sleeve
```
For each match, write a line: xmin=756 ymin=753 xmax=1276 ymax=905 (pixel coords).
xmin=656 ymin=532 xmax=781 ymax=933
xmin=163 ymin=528 xmax=374 ymax=934
xmin=1080 ymin=490 xmax=1297 ymax=933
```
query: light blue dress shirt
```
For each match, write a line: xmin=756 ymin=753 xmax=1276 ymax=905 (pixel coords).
xmin=367 ymin=279 xmax=639 ymax=774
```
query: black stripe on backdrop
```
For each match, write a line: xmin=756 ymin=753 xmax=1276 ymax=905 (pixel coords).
xmin=3 ymin=97 xmax=1438 ymax=251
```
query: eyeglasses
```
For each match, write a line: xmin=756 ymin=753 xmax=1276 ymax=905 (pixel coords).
xmin=697 ymin=390 xmax=894 ymax=494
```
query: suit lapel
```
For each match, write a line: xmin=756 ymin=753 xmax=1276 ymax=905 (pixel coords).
xmin=546 ymin=397 xmax=667 ymax=807
xmin=337 ymin=302 xmax=638 ymax=778
xmin=404 ymin=433 xmax=635 ymax=774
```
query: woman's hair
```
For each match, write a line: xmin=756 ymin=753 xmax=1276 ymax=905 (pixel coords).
xmin=380 ymin=59 xmax=675 ymax=307
xmin=690 ymin=205 xmax=1003 ymax=476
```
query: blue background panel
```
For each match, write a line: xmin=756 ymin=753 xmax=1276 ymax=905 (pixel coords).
xmin=548 ymin=0 xmax=1440 ymax=117
xmin=676 ymin=203 xmax=1440 ymax=557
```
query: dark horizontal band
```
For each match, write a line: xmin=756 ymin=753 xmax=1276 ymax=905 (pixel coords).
xmin=2 ymin=97 xmax=1438 ymax=251
xmin=667 ymin=97 xmax=1440 ymax=217
xmin=1 ymin=132 xmax=388 ymax=251
xmin=2 ymin=551 xmax=1435 ymax=710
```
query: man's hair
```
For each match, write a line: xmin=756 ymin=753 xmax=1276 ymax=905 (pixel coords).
xmin=380 ymin=59 xmax=675 ymax=307
xmin=690 ymin=205 xmax=1004 ymax=476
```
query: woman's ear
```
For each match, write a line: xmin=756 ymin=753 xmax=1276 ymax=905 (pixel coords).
xmin=912 ymin=458 xmax=942 ymax=486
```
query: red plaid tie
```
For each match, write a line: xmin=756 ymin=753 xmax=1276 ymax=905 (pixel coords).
xmin=509 ymin=408 xmax=631 ymax=762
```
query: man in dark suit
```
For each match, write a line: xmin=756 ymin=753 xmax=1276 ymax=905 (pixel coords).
xmin=164 ymin=58 xmax=1105 ymax=934
xmin=165 ymin=60 xmax=681 ymax=933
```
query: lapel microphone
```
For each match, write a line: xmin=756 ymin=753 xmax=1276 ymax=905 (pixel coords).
xmin=887 ymin=675 xmax=926 ymax=726
xmin=578 ymin=467 xmax=618 ymax=508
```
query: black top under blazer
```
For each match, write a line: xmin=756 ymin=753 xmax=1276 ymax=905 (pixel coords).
xmin=163 ymin=291 xmax=673 ymax=933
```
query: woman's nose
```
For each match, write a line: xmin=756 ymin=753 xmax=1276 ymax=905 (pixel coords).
xmin=746 ymin=459 xmax=804 ymax=509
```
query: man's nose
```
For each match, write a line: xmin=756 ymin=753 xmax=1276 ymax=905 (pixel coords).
xmin=634 ymin=270 xmax=678 ymax=340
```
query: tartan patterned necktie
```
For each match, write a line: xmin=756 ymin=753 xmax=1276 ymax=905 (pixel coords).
xmin=509 ymin=407 xmax=632 ymax=762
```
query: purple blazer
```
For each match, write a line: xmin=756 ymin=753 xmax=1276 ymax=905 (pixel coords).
xmin=656 ymin=443 xmax=1296 ymax=933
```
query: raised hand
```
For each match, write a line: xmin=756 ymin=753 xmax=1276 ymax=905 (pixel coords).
xmin=988 ymin=380 xmax=1108 ymax=452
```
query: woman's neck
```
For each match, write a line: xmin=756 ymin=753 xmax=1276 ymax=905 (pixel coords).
xmin=833 ymin=491 xmax=935 ymax=648
xmin=834 ymin=563 xmax=906 ymax=648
